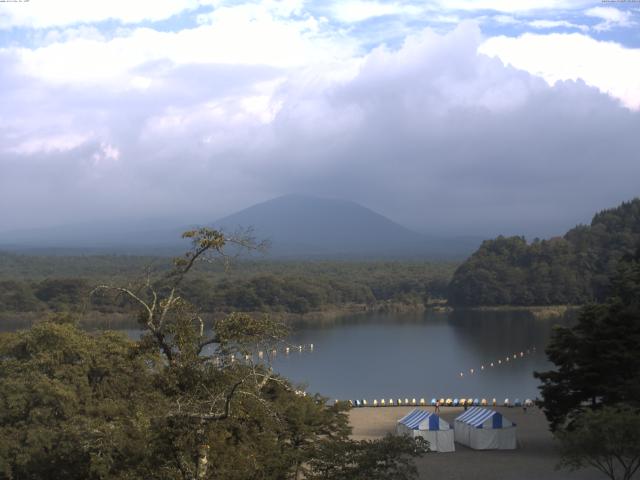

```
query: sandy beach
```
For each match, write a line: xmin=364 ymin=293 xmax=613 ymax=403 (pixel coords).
xmin=349 ymin=406 xmax=604 ymax=480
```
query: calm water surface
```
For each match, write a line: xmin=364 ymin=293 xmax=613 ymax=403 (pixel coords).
xmin=2 ymin=309 xmax=572 ymax=402
xmin=271 ymin=310 xmax=573 ymax=402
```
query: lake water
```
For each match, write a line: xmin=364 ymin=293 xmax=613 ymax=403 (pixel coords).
xmin=2 ymin=309 xmax=573 ymax=403
xmin=271 ymin=310 xmax=573 ymax=402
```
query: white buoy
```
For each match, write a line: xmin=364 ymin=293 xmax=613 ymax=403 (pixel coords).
xmin=285 ymin=347 xmax=290 ymax=354
xmin=490 ymin=362 xmax=494 ymax=367
xmin=498 ymin=360 xmax=502 ymax=364
xmin=299 ymin=345 xmax=303 ymax=352
xmin=470 ymin=368 xmax=474 ymax=374
xmin=481 ymin=365 xmax=485 ymax=370
xmin=460 ymin=372 xmax=464 ymax=377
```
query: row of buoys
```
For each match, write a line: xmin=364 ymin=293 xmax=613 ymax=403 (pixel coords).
xmin=459 ymin=347 xmax=537 ymax=378
xmin=257 ymin=343 xmax=314 ymax=359
xmin=211 ymin=343 xmax=315 ymax=366
xmin=347 ymin=397 xmax=534 ymax=408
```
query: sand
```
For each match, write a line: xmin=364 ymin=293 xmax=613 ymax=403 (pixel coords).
xmin=349 ymin=405 xmax=605 ymax=480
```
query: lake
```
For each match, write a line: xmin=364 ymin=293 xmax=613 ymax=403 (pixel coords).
xmin=1 ymin=309 xmax=573 ymax=403
xmin=270 ymin=309 xmax=573 ymax=402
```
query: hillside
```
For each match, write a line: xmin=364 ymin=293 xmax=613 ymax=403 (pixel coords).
xmin=215 ymin=194 xmax=480 ymax=259
xmin=448 ymin=198 xmax=640 ymax=306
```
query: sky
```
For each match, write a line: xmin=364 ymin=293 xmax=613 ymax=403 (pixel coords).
xmin=0 ymin=0 xmax=639 ymax=238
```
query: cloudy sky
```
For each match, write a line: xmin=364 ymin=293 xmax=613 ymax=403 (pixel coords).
xmin=1 ymin=0 xmax=639 ymax=237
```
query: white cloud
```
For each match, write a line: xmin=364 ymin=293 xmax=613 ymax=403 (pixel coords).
xmin=330 ymin=1 xmax=422 ymax=23
xmin=92 ymin=143 xmax=121 ymax=166
xmin=585 ymin=6 xmax=634 ymax=31
xmin=492 ymin=15 xmax=520 ymax=25
xmin=3 ymin=3 xmax=357 ymax=88
xmin=528 ymin=19 xmax=589 ymax=31
xmin=480 ymin=32 xmax=640 ymax=109
xmin=0 ymin=0 xmax=200 ymax=29
xmin=432 ymin=0 xmax=593 ymax=13
xmin=8 ymin=133 xmax=91 ymax=154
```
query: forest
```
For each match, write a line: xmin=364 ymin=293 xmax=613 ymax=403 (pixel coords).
xmin=0 ymin=256 xmax=455 ymax=319
xmin=448 ymin=199 xmax=640 ymax=306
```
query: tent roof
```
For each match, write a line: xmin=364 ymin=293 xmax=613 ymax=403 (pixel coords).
xmin=455 ymin=407 xmax=513 ymax=428
xmin=397 ymin=409 xmax=445 ymax=430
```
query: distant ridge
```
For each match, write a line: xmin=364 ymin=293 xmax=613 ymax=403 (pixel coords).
xmin=0 ymin=195 xmax=481 ymax=259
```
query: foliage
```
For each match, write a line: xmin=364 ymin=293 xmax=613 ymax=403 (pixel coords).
xmin=0 ymin=320 xmax=163 ymax=479
xmin=534 ymin=247 xmax=640 ymax=431
xmin=306 ymin=435 xmax=428 ymax=480
xmin=0 ymin=228 xmax=428 ymax=480
xmin=557 ymin=405 xmax=640 ymax=480
xmin=448 ymin=198 xmax=640 ymax=306
xmin=0 ymin=259 xmax=455 ymax=317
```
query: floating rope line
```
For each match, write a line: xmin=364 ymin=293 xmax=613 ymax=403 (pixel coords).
xmin=211 ymin=342 xmax=315 ymax=366
xmin=458 ymin=346 xmax=537 ymax=379
xmin=346 ymin=397 xmax=535 ymax=408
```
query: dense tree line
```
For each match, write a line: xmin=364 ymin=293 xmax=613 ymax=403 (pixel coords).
xmin=448 ymin=199 xmax=640 ymax=306
xmin=0 ymin=262 xmax=453 ymax=316
xmin=535 ymin=248 xmax=640 ymax=480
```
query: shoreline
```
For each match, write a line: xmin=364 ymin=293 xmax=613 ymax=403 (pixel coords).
xmin=452 ymin=305 xmax=578 ymax=319
xmin=0 ymin=303 xmax=578 ymax=329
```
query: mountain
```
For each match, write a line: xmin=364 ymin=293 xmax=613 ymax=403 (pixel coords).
xmin=214 ymin=195 xmax=478 ymax=259
xmin=448 ymin=198 xmax=640 ymax=306
xmin=0 ymin=195 xmax=481 ymax=259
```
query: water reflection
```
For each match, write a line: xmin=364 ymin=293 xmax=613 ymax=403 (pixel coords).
xmin=273 ymin=310 xmax=575 ymax=401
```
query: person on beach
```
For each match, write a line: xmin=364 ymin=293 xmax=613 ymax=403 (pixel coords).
xmin=435 ymin=400 xmax=440 ymax=413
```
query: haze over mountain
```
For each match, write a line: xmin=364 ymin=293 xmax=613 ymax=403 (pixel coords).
xmin=215 ymin=194 xmax=480 ymax=259
xmin=0 ymin=195 xmax=480 ymax=259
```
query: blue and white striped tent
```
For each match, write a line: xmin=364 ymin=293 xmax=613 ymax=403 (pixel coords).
xmin=396 ymin=409 xmax=454 ymax=452
xmin=454 ymin=407 xmax=516 ymax=450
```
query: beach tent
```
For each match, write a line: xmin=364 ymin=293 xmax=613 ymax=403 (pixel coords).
xmin=454 ymin=407 xmax=516 ymax=450
xmin=396 ymin=409 xmax=455 ymax=452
